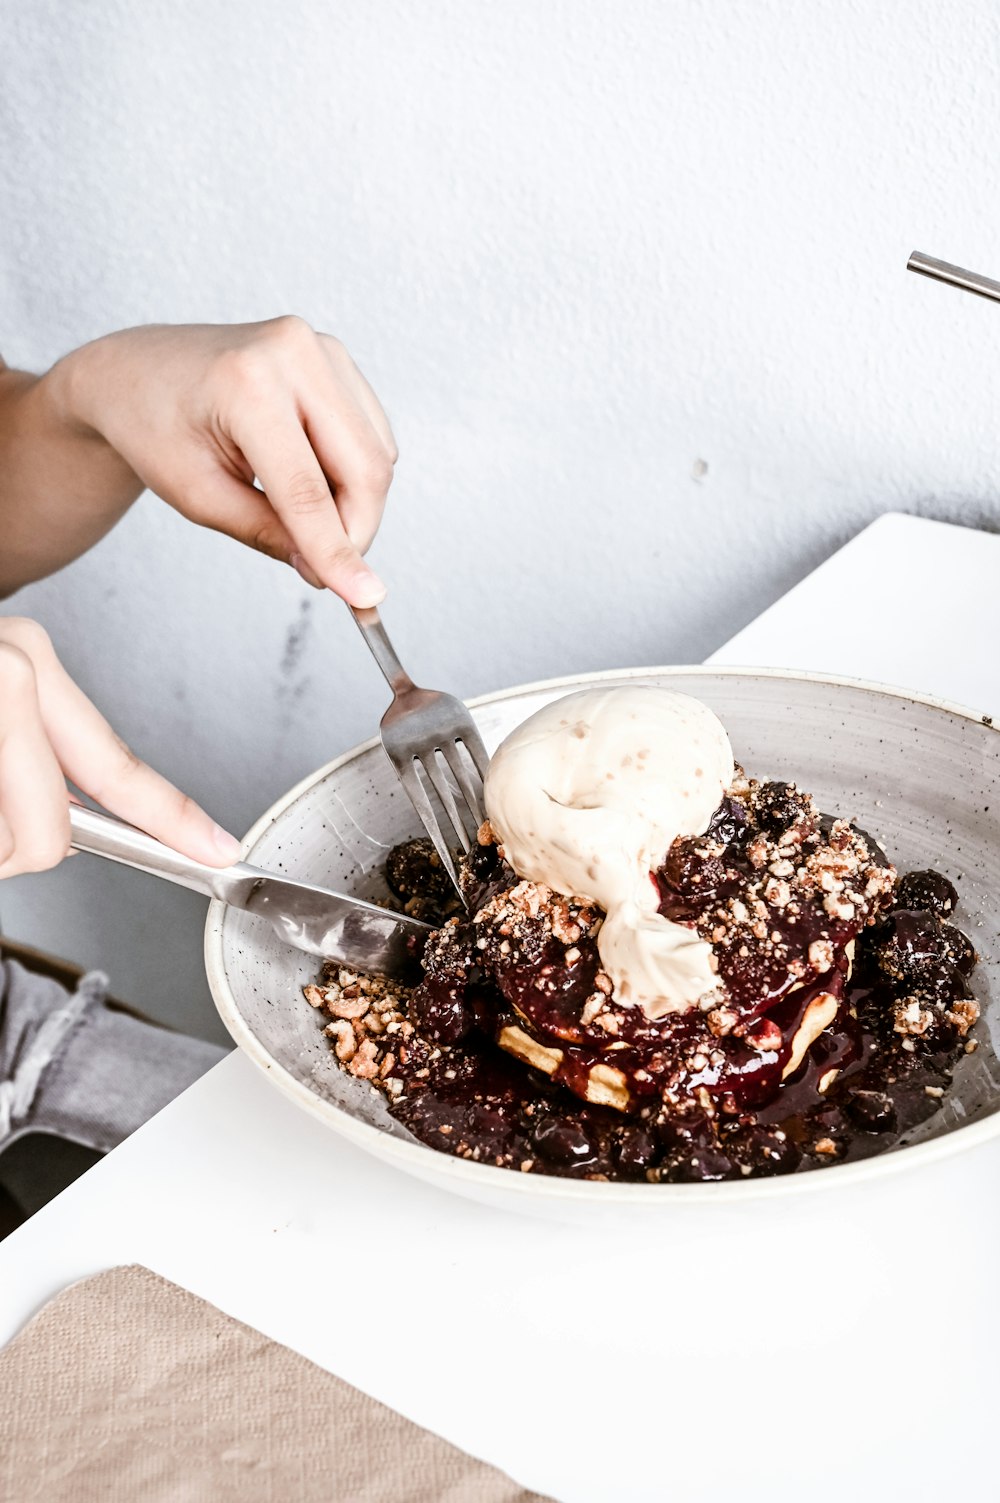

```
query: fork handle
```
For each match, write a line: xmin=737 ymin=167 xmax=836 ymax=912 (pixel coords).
xmin=350 ymin=605 xmax=416 ymax=696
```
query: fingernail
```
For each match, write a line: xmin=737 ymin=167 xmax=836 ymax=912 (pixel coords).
xmin=290 ymin=552 xmax=324 ymax=590
xmin=351 ymin=568 xmax=387 ymax=607
xmin=212 ymin=824 xmax=242 ymax=863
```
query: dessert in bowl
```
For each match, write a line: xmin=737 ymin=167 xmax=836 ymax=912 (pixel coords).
xmin=205 ymin=668 xmax=1000 ymax=1214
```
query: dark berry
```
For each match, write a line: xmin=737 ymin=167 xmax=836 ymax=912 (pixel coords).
xmin=746 ymin=1130 xmax=801 ymax=1177
xmin=850 ymin=927 xmax=887 ymax=986
xmin=385 ymin=838 xmax=460 ymax=922
xmin=844 ymin=1088 xmax=897 ymax=1133
xmin=461 ymin=839 xmax=510 ymax=909
xmin=808 ymin=1102 xmax=848 ymax=1138
xmin=656 ymin=1111 xmax=713 ymax=1154
xmin=870 ymin=910 xmax=952 ymax=983
xmin=895 ymin=869 xmax=958 ymax=918
xmin=408 ymin=979 xmax=474 ymax=1044
xmin=941 ymin=923 xmax=977 ymax=975
xmin=615 ymin=1125 xmax=660 ymax=1173
xmin=908 ymin=965 xmax=971 ymax=1010
xmin=752 ymin=781 xmax=815 ymax=837
xmin=704 ymin=797 xmax=749 ymax=848
xmin=531 ymin=1116 xmax=600 ymax=1167
xmin=655 ymin=1111 xmax=741 ymax=1179
xmin=656 ymin=844 xmax=727 ymax=913
xmin=670 ymin=1146 xmax=739 ymax=1182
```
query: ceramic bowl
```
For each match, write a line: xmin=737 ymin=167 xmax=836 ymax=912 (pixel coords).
xmin=204 ymin=667 xmax=1000 ymax=1216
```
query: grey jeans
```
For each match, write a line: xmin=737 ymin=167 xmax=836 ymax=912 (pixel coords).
xmin=0 ymin=958 xmax=226 ymax=1157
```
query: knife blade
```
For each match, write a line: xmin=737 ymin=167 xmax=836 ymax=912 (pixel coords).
xmin=68 ymin=804 xmax=431 ymax=980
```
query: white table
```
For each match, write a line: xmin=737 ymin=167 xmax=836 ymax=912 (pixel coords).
xmin=2 ymin=513 xmax=999 ymax=1503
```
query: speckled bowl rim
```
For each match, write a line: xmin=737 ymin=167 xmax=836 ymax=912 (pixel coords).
xmin=205 ymin=664 xmax=1000 ymax=1206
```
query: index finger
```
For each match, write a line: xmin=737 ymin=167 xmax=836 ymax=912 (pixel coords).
xmin=24 ymin=639 xmax=242 ymax=866
xmin=238 ymin=415 xmax=387 ymax=606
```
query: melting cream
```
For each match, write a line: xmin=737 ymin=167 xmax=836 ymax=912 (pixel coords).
xmin=484 ymin=685 xmax=734 ymax=1018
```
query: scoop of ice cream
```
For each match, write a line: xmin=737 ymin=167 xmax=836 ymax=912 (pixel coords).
xmin=483 ymin=685 xmax=735 ymax=1018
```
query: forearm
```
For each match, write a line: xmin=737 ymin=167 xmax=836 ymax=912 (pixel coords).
xmin=0 ymin=348 xmax=143 ymax=597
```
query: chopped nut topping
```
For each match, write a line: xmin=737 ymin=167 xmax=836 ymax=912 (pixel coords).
xmin=303 ymin=767 xmax=976 ymax=1189
xmin=808 ymin=939 xmax=835 ymax=973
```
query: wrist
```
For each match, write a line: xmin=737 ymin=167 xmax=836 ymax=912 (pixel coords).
xmin=43 ymin=339 xmax=106 ymax=440
xmin=36 ymin=338 xmax=143 ymax=498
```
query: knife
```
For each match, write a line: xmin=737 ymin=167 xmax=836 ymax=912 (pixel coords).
xmin=68 ymin=804 xmax=432 ymax=980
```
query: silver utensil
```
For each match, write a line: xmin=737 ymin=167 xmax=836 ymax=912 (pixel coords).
xmin=907 ymin=250 xmax=1000 ymax=303
xmin=351 ymin=605 xmax=489 ymax=896
xmin=68 ymin=804 xmax=430 ymax=979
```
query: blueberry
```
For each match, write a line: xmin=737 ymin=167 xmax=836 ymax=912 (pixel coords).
xmin=895 ymin=869 xmax=958 ymax=919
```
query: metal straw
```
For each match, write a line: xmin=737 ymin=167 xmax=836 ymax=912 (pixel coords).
xmin=907 ymin=250 xmax=1000 ymax=304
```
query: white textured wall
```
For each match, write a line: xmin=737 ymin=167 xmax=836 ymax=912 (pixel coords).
xmin=2 ymin=0 xmax=1000 ymax=1042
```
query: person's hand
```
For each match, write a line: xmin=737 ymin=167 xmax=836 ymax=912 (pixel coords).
xmin=53 ymin=318 xmax=397 ymax=606
xmin=0 ymin=617 xmax=241 ymax=879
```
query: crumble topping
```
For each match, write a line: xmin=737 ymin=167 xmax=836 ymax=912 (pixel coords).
xmin=303 ymin=774 xmax=982 ymax=1186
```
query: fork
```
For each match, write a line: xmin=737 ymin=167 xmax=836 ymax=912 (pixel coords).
xmin=351 ymin=606 xmax=489 ymax=898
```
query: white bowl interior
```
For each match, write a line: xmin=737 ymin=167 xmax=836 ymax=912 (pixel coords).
xmin=205 ymin=669 xmax=1000 ymax=1208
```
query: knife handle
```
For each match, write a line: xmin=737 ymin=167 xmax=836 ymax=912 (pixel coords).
xmin=68 ymin=803 xmax=247 ymax=900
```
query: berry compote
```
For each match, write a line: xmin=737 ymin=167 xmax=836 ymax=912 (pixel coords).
xmin=304 ymin=773 xmax=982 ymax=1185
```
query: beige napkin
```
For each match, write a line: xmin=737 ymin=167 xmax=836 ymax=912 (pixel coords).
xmin=0 ymin=1264 xmax=553 ymax=1502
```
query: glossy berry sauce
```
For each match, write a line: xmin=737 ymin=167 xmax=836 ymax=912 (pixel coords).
xmin=369 ymin=791 xmax=982 ymax=1184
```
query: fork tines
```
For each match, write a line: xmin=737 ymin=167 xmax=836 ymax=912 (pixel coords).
xmin=395 ymin=731 xmax=488 ymax=896
xmin=352 ymin=606 xmax=492 ymax=905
